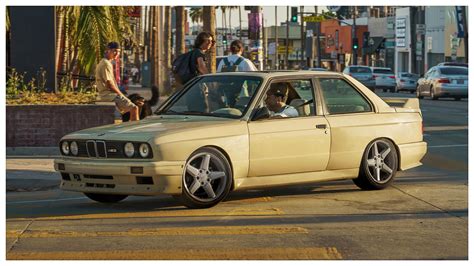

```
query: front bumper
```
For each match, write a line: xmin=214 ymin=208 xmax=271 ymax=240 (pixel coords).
xmin=54 ymin=158 xmax=185 ymax=195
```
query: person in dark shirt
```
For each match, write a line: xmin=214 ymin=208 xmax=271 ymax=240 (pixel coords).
xmin=190 ymin=32 xmax=215 ymax=76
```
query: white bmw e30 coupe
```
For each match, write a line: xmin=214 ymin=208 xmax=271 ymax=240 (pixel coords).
xmin=55 ymin=71 xmax=427 ymax=208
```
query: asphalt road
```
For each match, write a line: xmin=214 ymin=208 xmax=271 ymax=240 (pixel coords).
xmin=6 ymin=92 xmax=468 ymax=260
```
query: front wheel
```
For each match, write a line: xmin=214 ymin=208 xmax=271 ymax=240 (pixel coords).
xmin=430 ymin=88 xmax=438 ymax=100
xmin=179 ymin=147 xmax=233 ymax=209
xmin=84 ymin=193 xmax=128 ymax=203
xmin=353 ymin=139 xmax=398 ymax=190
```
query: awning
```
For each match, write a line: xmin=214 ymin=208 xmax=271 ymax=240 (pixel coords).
xmin=364 ymin=37 xmax=385 ymax=54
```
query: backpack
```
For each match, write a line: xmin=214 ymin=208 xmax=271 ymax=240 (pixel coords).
xmin=172 ymin=51 xmax=196 ymax=85
xmin=221 ymin=57 xmax=244 ymax=72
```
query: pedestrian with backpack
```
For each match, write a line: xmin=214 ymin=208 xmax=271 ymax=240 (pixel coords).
xmin=172 ymin=32 xmax=215 ymax=86
xmin=217 ymin=40 xmax=257 ymax=72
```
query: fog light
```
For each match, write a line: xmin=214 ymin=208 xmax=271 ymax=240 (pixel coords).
xmin=131 ymin=166 xmax=143 ymax=174
xmin=58 ymin=163 xmax=65 ymax=171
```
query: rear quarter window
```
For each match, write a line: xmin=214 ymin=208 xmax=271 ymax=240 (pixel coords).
xmin=439 ymin=67 xmax=468 ymax=75
xmin=318 ymin=78 xmax=372 ymax=114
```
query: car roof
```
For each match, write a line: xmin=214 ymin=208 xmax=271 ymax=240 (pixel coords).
xmin=371 ymin=67 xmax=392 ymax=70
xmin=202 ymin=70 xmax=342 ymax=78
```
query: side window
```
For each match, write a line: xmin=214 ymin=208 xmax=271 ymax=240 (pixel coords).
xmin=259 ymin=79 xmax=316 ymax=119
xmin=319 ymin=78 xmax=372 ymax=114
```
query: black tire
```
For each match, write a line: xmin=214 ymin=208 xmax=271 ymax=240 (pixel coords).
xmin=84 ymin=193 xmax=128 ymax=203
xmin=353 ymin=138 xmax=398 ymax=190
xmin=179 ymin=147 xmax=232 ymax=209
xmin=430 ymin=87 xmax=438 ymax=100
xmin=390 ymin=87 xmax=396 ymax=93
xmin=416 ymin=87 xmax=424 ymax=99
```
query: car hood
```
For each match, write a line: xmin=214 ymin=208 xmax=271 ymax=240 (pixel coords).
xmin=63 ymin=115 xmax=238 ymax=142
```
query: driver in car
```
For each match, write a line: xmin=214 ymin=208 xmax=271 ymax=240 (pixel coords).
xmin=265 ymin=83 xmax=299 ymax=118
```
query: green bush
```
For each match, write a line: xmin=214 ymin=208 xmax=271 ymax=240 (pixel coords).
xmin=6 ymin=68 xmax=97 ymax=105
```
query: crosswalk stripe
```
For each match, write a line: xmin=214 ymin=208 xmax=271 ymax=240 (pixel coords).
xmin=7 ymin=225 xmax=307 ymax=238
xmin=7 ymin=208 xmax=284 ymax=222
xmin=7 ymin=247 xmax=342 ymax=260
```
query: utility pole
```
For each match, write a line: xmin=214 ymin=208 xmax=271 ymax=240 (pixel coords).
xmin=249 ymin=6 xmax=264 ymax=70
xmin=275 ymin=6 xmax=279 ymax=69
xmin=462 ymin=6 xmax=468 ymax=63
xmin=300 ymin=6 xmax=305 ymax=68
xmin=286 ymin=6 xmax=289 ymax=69
xmin=352 ymin=6 xmax=357 ymax=65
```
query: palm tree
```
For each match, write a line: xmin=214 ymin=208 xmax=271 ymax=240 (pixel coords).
xmin=175 ymin=6 xmax=186 ymax=57
xmin=189 ymin=7 xmax=203 ymax=29
xmin=56 ymin=6 xmax=133 ymax=77
xmin=164 ymin=6 xmax=172 ymax=94
xmin=203 ymin=7 xmax=216 ymax=73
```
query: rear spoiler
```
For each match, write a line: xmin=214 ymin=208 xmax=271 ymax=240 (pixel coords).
xmin=381 ymin=97 xmax=422 ymax=114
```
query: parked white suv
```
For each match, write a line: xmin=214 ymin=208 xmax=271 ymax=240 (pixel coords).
xmin=371 ymin=67 xmax=396 ymax=92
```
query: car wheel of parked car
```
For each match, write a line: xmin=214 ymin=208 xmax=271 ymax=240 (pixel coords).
xmin=430 ymin=87 xmax=438 ymax=100
xmin=416 ymin=87 xmax=424 ymax=99
xmin=180 ymin=147 xmax=233 ymax=209
xmin=84 ymin=193 xmax=128 ymax=203
xmin=353 ymin=138 xmax=398 ymax=190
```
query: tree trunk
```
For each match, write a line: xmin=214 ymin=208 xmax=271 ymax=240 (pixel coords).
xmin=203 ymin=7 xmax=216 ymax=73
xmin=55 ymin=7 xmax=64 ymax=75
xmin=164 ymin=6 xmax=172 ymax=94
xmin=175 ymin=6 xmax=185 ymax=57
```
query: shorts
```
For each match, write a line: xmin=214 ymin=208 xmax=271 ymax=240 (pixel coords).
xmin=114 ymin=95 xmax=137 ymax=114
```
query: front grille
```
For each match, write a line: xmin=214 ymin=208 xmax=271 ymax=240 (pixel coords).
xmin=86 ymin=140 xmax=107 ymax=158
xmin=62 ymin=140 xmax=152 ymax=159
xmin=86 ymin=141 xmax=97 ymax=157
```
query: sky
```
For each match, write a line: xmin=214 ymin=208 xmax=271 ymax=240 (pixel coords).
xmin=212 ymin=6 xmax=327 ymax=28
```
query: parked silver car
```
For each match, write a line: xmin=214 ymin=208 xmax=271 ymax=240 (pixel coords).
xmin=416 ymin=66 xmax=468 ymax=100
xmin=396 ymin=72 xmax=419 ymax=93
xmin=342 ymin=65 xmax=375 ymax=91
xmin=371 ymin=67 xmax=396 ymax=92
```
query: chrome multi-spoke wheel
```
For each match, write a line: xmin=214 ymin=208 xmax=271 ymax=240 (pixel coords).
xmin=353 ymin=139 xmax=398 ymax=190
xmin=180 ymin=147 xmax=232 ymax=208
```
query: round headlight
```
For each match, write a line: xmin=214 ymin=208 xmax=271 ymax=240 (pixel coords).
xmin=124 ymin=142 xmax=135 ymax=157
xmin=61 ymin=141 xmax=70 ymax=155
xmin=139 ymin=143 xmax=150 ymax=158
xmin=70 ymin=141 xmax=78 ymax=156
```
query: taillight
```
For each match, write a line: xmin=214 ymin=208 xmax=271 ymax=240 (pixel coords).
xmin=373 ymin=75 xmax=378 ymax=78
xmin=438 ymin=78 xmax=450 ymax=84
xmin=389 ymin=76 xmax=395 ymax=79
xmin=400 ymin=79 xmax=406 ymax=82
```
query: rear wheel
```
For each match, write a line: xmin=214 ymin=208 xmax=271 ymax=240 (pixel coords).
xmin=179 ymin=147 xmax=232 ymax=209
xmin=416 ymin=87 xmax=424 ymax=99
xmin=430 ymin=87 xmax=438 ymax=100
xmin=353 ymin=139 xmax=398 ymax=190
xmin=84 ymin=193 xmax=128 ymax=203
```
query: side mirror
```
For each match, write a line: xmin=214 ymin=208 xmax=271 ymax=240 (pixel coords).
xmin=252 ymin=107 xmax=270 ymax=121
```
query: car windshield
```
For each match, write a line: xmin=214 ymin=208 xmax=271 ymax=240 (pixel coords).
xmin=439 ymin=67 xmax=468 ymax=75
xmin=157 ymin=75 xmax=262 ymax=119
xmin=350 ymin=67 xmax=371 ymax=73
xmin=373 ymin=68 xmax=394 ymax=74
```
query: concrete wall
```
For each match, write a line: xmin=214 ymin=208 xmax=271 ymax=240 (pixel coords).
xmin=424 ymin=6 xmax=446 ymax=71
xmin=395 ymin=7 xmax=412 ymax=73
xmin=7 ymin=105 xmax=115 ymax=147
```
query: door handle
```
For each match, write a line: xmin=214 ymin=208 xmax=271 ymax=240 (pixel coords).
xmin=315 ymin=124 xmax=327 ymax=129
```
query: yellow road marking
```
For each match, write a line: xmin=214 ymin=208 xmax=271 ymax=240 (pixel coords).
xmin=7 ymin=247 xmax=342 ymax=260
xmin=7 ymin=225 xmax=307 ymax=238
xmin=7 ymin=208 xmax=284 ymax=222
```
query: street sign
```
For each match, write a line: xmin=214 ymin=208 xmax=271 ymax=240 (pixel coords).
xmin=278 ymin=46 xmax=293 ymax=54
xmin=327 ymin=6 xmax=341 ymax=12
xmin=416 ymin=24 xmax=426 ymax=35
xmin=303 ymin=16 xmax=324 ymax=23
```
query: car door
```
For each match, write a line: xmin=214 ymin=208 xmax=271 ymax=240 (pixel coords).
xmin=316 ymin=77 xmax=377 ymax=170
xmin=247 ymin=78 xmax=330 ymax=177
